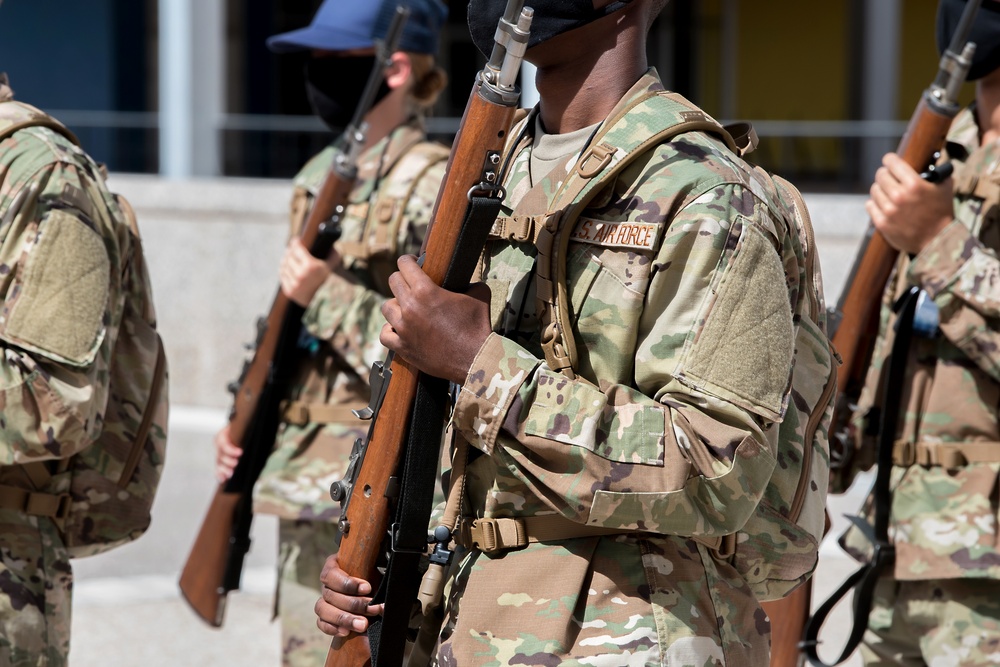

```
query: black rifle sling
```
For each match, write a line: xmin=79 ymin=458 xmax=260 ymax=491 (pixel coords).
xmin=368 ymin=192 xmax=503 ymax=667
xmin=222 ymin=222 xmax=344 ymax=595
xmin=222 ymin=300 xmax=308 ymax=593
xmin=803 ymin=286 xmax=920 ymax=667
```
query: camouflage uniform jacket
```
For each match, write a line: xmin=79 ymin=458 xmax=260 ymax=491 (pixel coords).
xmin=436 ymin=70 xmax=800 ymax=666
xmin=253 ymin=122 xmax=448 ymax=521
xmin=844 ymin=107 xmax=1000 ymax=581
xmin=0 ymin=79 xmax=128 ymax=489
xmin=0 ymin=75 xmax=129 ymax=666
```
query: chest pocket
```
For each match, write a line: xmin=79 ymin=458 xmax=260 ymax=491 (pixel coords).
xmin=566 ymin=219 xmax=662 ymax=379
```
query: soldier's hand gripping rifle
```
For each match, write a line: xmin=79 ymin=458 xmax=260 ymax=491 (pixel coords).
xmin=323 ymin=3 xmax=533 ymax=666
xmin=177 ymin=8 xmax=411 ymax=628
xmin=775 ymin=3 xmax=982 ymax=666
xmin=827 ymin=0 xmax=980 ymax=466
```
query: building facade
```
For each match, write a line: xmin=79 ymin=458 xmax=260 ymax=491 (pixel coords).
xmin=0 ymin=0 xmax=970 ymax=189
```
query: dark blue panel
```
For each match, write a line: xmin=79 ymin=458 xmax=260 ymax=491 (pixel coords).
xmin=0 ymin=0 xmax=114 ymax=110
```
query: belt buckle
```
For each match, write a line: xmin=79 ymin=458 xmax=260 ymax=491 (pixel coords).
xmin=55 ymin=493 xmax=71 ymax=521
xmin=282 ymin=401 xmax=309 ymax=426
xmin=470 ymin=518 xmax=500 ymax=553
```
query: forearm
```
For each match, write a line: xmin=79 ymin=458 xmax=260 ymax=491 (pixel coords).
xmin=452 ymin=334 xmax=777 ymax=538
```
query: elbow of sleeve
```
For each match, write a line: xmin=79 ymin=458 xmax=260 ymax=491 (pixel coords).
xmin=706 ymin=496 xmax=759 ymax=536
xmin=0 ymin=378 xmax=97 ymax=463
xmin=586 ymin=435 xmax=776 ymax=537
xmin=678 ymin=439 xmax=776 ymax=538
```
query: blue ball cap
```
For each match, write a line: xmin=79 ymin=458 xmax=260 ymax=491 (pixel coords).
xmin=372 ymin=0 xmax=448 ymax=54
xmin=267 ymin=0 xmax=447 ymax=55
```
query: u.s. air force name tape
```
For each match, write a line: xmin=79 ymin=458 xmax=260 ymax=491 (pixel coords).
xmin=570 ymin=218 xmax=659 ymax=251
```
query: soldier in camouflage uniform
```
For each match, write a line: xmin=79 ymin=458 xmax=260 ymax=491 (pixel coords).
xmin=833 ymin=2 xmax=1000 ymax=665
xmin=316 ymin=1 xmax=814 ymax=664
xmin=0 ymin=74 xmax=132 ymax=667
xmin=213 ymin=1 xmax=449 ymax=664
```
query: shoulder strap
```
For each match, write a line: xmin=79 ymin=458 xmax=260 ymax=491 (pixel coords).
xmin=359 ymin=141 xmax=450 ymax=290
xmin=536 ymin=91 xmax=744 ymax=376
xmin=377 ymin=141 xmax=450 ymax=255
xmin=0 ymin=101 xmax=80 ymax=147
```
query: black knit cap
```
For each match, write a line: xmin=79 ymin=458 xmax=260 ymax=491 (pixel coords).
xmin=936 ymin=0 xmax=1000 ymax=80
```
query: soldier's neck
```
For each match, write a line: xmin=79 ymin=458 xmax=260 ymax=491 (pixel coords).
xmin=531 ymin=16 xmax=647 ymax=134
xmin=361 ymin=90 xmax=410 ymax=152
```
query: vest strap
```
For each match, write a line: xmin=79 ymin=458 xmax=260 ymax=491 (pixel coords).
xmin=279 ymin=400 xmax=366 ymax=426
xmin=0 ymin=483 xmax=70 ymax=520
xmin=455 ymin=514 xmax=630 ymax=553
xmin=892 ymin=440 xmax=1000 ymax=468
xmin=488 ymin=214 xmax=545 ymax=243
xmin=453 ymin=513 xmax=736 ymax=555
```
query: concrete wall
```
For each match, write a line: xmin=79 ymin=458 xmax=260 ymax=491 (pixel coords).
xmin=107 ymin=174 xmax=871 ymax=409
xmin=107 ymin=174 xmax=290 ymax=409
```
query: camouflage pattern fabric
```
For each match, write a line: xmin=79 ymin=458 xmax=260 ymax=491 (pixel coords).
xmin=861 ymin=578 xmax=1000 ymax=666
xmin=0 ymin=509 xmax=72 ymax=667
xmin=842 ymin=107 xmax=1000 ymax=583
xmin=277 ymin=519 xmax=340 ymax=666
xmin=253 ymin=122 xmax=448 ymax=522
xmin=0 ymin=75 xmax=129 ymax=667
xmin=250 ymin=121 xmax=447 ymax=665
xmin=435 ymin=69 xmax=802 ymax=665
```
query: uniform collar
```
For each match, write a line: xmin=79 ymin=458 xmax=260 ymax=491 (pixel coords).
xmin=503 ymin=68 xmax=666 ymax=216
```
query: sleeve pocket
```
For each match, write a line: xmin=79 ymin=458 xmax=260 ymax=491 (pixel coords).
xmin=522 ymin=369 xmax=666 ymax=466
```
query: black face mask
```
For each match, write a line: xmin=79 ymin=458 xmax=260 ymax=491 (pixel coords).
xmin=304 ymin=55 xmax=392 ymax=133
xmin=936 ymin=0 xmax=1000 ymax=81
xmin=467 ymin=0 xmax=633 ymax=59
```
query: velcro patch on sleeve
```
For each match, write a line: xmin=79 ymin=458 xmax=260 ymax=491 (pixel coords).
xmin=2 ymin=210 xmax=110 ymax=365
xmin=684 ymin=219 xmax=794 ymax=421
xmin=569 ymin=218 xmax=660 ymax=251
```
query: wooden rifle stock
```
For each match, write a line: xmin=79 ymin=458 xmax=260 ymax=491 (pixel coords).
xmin=324 ymin=81 xmax=519 ymax=667
xmin=764 ymin=587 xmax=812 ymax=667
xmin=178 ymin=8 xmax=413 ymax=626
xmin=178 ymin=173 xmax=353 ymax=627
xmin=767 ymin=10 xmax=980 ymax=665
xmin=830 ymin=96 xmax=955 ymax=416
xmin=325 ymin=4 xmax=532 ymax=663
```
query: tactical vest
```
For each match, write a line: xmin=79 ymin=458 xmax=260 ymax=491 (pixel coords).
xmin=469 ymin=92 xmax=837 ymax=602
xmin=0 ymin=101 xmax=168 ymax=558
xmin=295 ymin=131 xmax=449 ymax=296
xmin=277 ymin=129 xmax=449 ymax=428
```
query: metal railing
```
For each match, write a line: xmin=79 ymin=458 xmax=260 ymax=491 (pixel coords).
xmin=46 ymin=110 xmax=910 ymax=140
xmin=42 ymin=110 xmax=911 ymax=185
